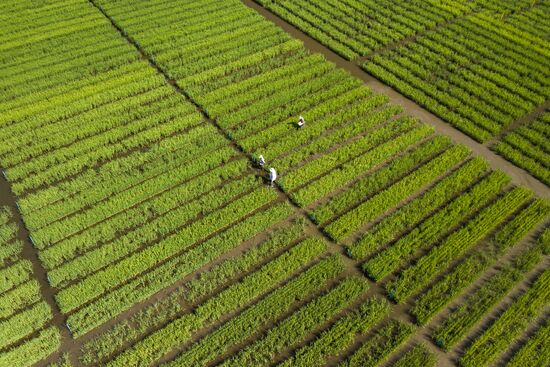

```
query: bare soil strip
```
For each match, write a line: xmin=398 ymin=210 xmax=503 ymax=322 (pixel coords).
xmin=242 ymin=0 xmax=550 ymax=199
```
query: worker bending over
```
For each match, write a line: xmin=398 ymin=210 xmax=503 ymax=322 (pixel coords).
xmin=258 ymin=155 xmax=265 ymax=168
xmin=298 ymin=116 xmax=305 ymax=128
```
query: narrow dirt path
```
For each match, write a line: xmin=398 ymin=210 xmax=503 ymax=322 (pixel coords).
xmin=487 ymin=99 xmax=550 ymax=146
xmin=242 ymin=0 xmax=550 ymax=200
xmin=0 ymin=176 xmax=72 ymax=365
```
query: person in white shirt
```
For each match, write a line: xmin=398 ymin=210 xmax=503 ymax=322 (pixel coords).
xmin=258 ymin=155 xmax=265 ymax=168
xmin=298 ymin=116 xmax=305 ymax=128
xmin=269 ymin=168 xmax=277 ymax=187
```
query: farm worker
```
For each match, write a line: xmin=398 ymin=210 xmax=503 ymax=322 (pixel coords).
xmin=269 ymin=168 xmax=277 ymax=186
xmin=298 ymin=116 xmax=305 ymax=128
xmin=258 ymin=155 xmax=265 ymax=168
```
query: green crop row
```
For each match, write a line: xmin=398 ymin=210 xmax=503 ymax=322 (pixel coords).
xmin=256 ymin=0 xmax=468 ymax=60
xmin=57 ymin=185 xmax=276 ymax=313
xmin=393 ymin=344 xmax=437 ymax=367
xmin=282 ymin=115 xmax=420 ymax=197
xmin=258 ymin=0 xmax=363 ymax=59
xmin=48 ymin=174 xmax=256 ymax=289
xmin=506 ymin=318 xmax=550 ymax=367
xmin=460 ymin=267 xmax=550 ymax=367
xmin=441 ymin=20 xmax=548 ymax=97
xmin=80 ymin=290 xmax=184 ymax=365
xmin=0 ymin=207 xmax=11 ymax=226
xmin=278 ymin=297 xmax=389 ymax=367
xmin=493 ymin=142 xmax=550 ymax=186
xmin=467 ymin=13 xmax=550 ymax=70
xmin=5 ymin=90 xmax=196 ymax=182
xmin=387 ymin=46 xmax=517 ymax=127
xmin=206 ymin=58 xmax=336 ymax=118
xmin=67 ymin=203 xmax=294 ymax=338
xmin=1 ymin=86 xmax=176 ymax=169
xmin=503 ymin=133 xmax=550 ymax=167
xmin=387 ymin=186 xmax=531 ymax=303
xmin=39 ymin=155 xmax=245 ymax=269
xmin=364 ymin=170 xmax=507 ymax=281
xmin=293 ymin=119 xmax=435 ymax=209
xmin=1 ymin=69 xmax=183 ymax=174
xmin=0 ymin=260 xmax=33 ymax=294
xmin=1 ymin=45 xmax=140 ymax=110
xmin=0 ymin=280 xmax=41 ymax=320
xmin=365 ymin=62 xmax=492 ymax=142
xmin=514 ymin=125 xmax=549 ymax=152
xmin=272 ymin=104 xmax=400 ymax=177
xmin=243 ymin=87 xmax=377 ymax=155
xmin=492 ymin=111 xmax=550 ymax=186
xmin=359 ymin=8 xmax=548 ymax=142
xmin=66 ymin=199 xmax=292 ymax=337
xmin=17 ymin=121 xmax=223 ymax=215
xmin=107 ymin=249 xmax=340 ymax=366
xmin=11 ymin=106 xmax=203 ymax=197
xmin=240 ymin=87 xmax=373 ymax=153
xmin=280 ymin=108 xmax=412 ymax=192
xmin=310 ymin=137 xmax=450 ymax=224
xmin=0 ymin=239 xmax=23 ymax=268
xmin=415 ymin=31 xmax=536 ymax=114
xmin=165 ymin=264 xmax=351 ymax=367
xmin=0 ymin=326 xmax=61 ymax=367
xmin=260 ymin=92 xmax=390 ymax=162
xmin=183 ymin=218 xmax=306 ymax=304
xmin=182 ymin=39 xmax=303 ymax=93
xmin=0 ymin=223 xmax=17 ymax=247
xmin=79 ymin=219 xmax=306 ymax=364
xmin=339 ymin=319 xmax=416 ymax=367
xmin=1 ymin=31 xmax=134 ymax=98
xmin=492 ymin=198 xmax=550 ymax=249
xmin=31 ymin=141 xmax=236 ymax=244
xmin=433 ymin=228 xmax=549 ymax=350
xmin=0 ymin=53 xmax=148 ymax=116
xmin=0 ymin=301 xmax=52 ymax=350
xmin=325 ymin=144 xmax=469 ymax=242
xmin=310 ymin=136 xmax=451 ymax=224
xmin=218 ymin=277 xmax=368 ymax=367
xmin=200 ymin=52 xmax=325 ymax=111
xmin=411 ymin=198 xmax=549 ymax=325
xmin=353 ymin=157 xmax=487 ymax=262
xmin=532 ymin=119 xmax=550 ymax=137
xmin=231 ymin=79 xmax=361 ymax=141
xmin=31 ymin=144 xmax=235 ymax=248
xmin=9 ymin=106 xmax=195 ymax=198
xmin=1 ymin=67 xmax=165 ymax=144
xmin=366 ymin=57 xmax=496 ymax=142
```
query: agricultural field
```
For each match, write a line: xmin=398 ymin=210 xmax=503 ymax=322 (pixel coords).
xmin=492 ymin=110 xmax=550 ymax=186
xmin=257 ymin=0 xmax=550 ymax=143
xmin=0 ymin=0 xmax=548 ymax=366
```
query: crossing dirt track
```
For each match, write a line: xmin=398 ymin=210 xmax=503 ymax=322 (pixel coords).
xmin=0 ymin=1 xmax=548 ymax=367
